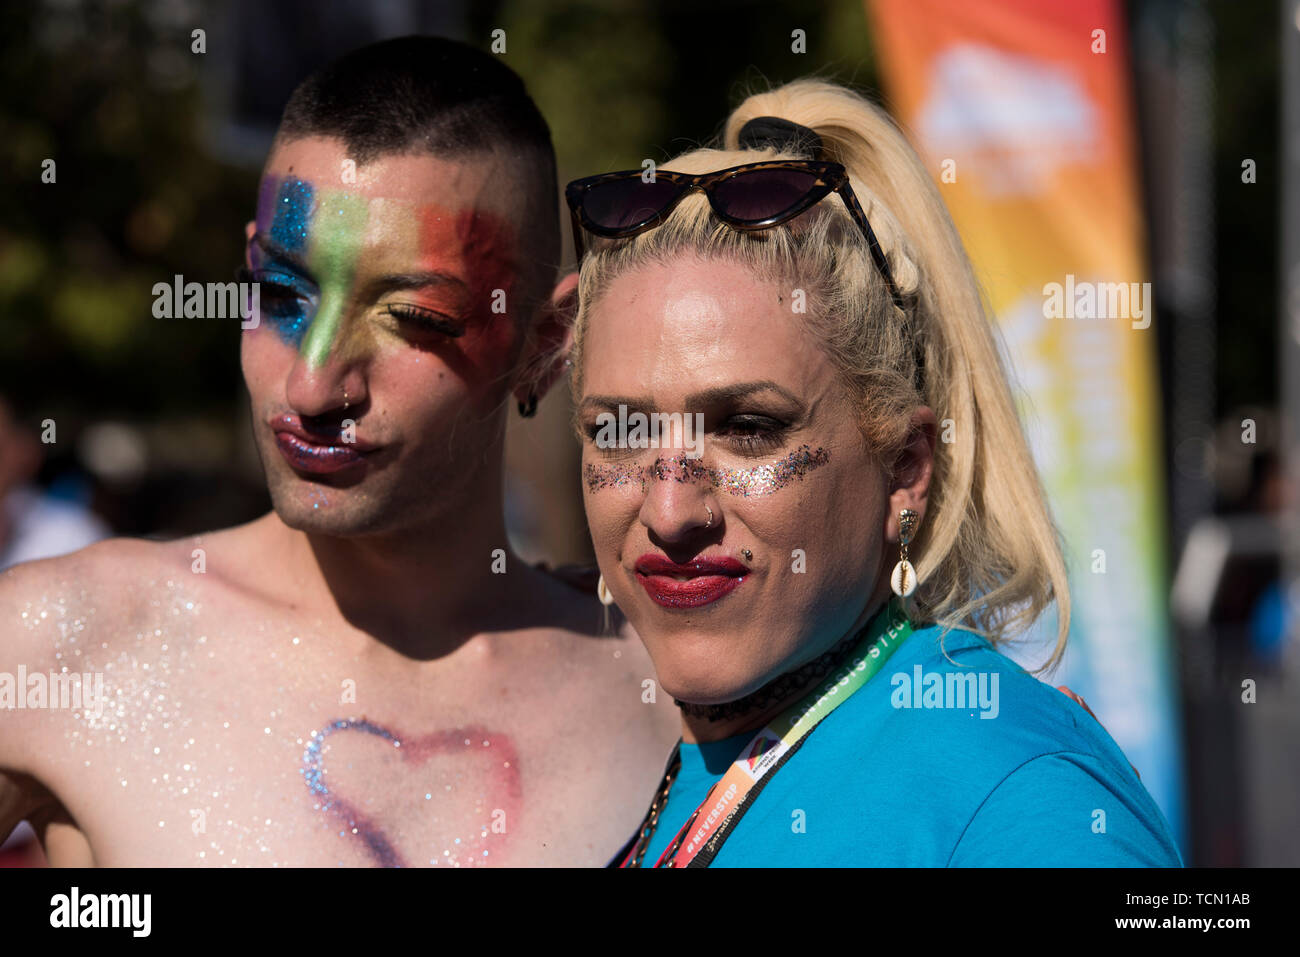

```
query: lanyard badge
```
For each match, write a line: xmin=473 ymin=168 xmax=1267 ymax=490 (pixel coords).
xmin=620 ymin=598 xmax=914 ymax=868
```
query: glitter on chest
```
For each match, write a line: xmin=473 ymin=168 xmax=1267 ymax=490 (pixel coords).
xmin=301 ymin=718 xmax=521 ymax=867
xmin=25 ymin=576 xmax=320 ymax=866
xmin=16 ymin=572 xmax=528 ymax=867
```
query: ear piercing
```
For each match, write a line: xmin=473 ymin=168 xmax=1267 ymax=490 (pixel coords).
xmin=597 ymin=574 xmax=616 ymax=606
xmin=890 ymin=508 xmax=919 ymax=597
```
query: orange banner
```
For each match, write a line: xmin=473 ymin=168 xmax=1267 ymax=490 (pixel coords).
xmin=867 ymin=0 xmax=1183 ymax=846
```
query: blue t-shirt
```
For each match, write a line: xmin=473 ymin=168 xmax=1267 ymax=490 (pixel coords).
xmin=633 ymin=620 xmax=1184 ymax=867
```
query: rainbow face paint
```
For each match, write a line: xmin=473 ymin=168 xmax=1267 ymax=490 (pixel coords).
xmin=248 ymin=172 xmax=519 ymax=371
xmin=269 ymin=176 xmax=313 ymax=253
xmin=584 ymin=444 xmax=831 ymax=497
xmin=298 ymin=190 xmax=368 ymax=367
xmin=251 ymin=175 xmax=324 ymax=350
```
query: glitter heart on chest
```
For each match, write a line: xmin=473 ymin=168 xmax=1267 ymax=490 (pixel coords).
xmin=302 ymin=718 xmax=521 ymax=867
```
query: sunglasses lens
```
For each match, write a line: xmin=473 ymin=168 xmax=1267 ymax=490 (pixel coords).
xmin=583 ymin=178 xmax=684 ymax=233
xmin=711 ymin=168 xmax=822 ymax=223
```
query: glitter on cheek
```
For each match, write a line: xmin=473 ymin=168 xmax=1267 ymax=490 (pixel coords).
xmin=583 ymin=461 xmax=647 ymax=494
xmin=710 ymin=444 xmax=832 ymax=497
xmin=583 ymin=445 xmax=831 ymax=498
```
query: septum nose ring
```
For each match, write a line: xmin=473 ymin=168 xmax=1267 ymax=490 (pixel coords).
xmin=704 ymin=504 xmax=714 ymax=528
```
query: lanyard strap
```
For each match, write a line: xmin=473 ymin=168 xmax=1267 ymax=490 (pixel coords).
xmin=625 ymin=597 xmax=914 ymax=868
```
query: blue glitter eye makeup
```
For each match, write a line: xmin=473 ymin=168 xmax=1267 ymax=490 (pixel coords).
xmin=248 ymin=268 xmax=319 ymax=348
xmin=269 ymin=176 xmax=315 ymax=254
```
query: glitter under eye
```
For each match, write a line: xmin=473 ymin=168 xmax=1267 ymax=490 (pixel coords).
xmin=258 ymin=282 xmax=315 ymax=349
xmin=584 ymin=444 xmax=831 ymax=497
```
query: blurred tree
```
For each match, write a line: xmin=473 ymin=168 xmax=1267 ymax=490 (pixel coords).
xmin=480 ymin=0 xmax=880 ymax=185
xmin=0 ymin=0 xmax=254 ymax=422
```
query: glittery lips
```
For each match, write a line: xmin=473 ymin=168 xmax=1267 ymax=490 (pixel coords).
xmin=634 ymin=554 xmax=750 ymax=609
xmin=272 ymin=413 xmax=378 ymax=476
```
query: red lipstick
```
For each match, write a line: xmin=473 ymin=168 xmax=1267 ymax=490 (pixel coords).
xmin=633 ymin=554 xmax=749 ymax=609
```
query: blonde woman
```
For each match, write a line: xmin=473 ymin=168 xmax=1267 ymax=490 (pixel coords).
xmin=565 ymin=79 xmax=1182 ymax=867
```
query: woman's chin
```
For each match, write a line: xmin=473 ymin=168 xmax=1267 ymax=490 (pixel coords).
xmin=664 ymin=684 xmax=750 ymax=708
xmin=656 ymin=667 xmax=766 ymax=708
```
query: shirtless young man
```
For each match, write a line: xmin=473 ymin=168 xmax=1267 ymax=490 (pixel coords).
xmin=0 ymin=36 xmax=679 ymax=867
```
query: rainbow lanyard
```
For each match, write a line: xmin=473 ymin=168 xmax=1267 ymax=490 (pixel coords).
xmin=620 ymin=598 xmax=914 ymax=868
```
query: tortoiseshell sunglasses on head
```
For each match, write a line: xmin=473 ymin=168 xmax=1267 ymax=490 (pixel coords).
xmin=564 ymin=159 xmax=905 ymax=311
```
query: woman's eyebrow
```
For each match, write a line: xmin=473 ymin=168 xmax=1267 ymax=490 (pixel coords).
xmin=683 ymin=380 xmax=804 ymax=407
xmin=577 ymin=382 xmax=805 ymax=417
xmin=577 ymin=394 xmax=654 ymax=415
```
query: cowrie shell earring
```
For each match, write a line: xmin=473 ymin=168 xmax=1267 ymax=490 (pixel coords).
xmin=890 ymin=508 xmax=919 ymax=598
xmin=597 ymin=574 xmax=616 ymax=606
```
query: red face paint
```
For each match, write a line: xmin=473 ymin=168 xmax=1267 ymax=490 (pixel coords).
xmin=416 ymin=206 xmax=521 ymax=384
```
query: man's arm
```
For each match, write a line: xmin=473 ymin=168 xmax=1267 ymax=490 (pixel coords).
xmin=0 ymin=547 xmax=121 ymax=863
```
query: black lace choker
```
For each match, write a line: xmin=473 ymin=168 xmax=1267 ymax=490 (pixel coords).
xmin=673 ymin=625 xmax=869 ymax=722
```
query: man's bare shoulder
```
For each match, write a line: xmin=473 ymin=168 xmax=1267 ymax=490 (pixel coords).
xmin=0 ymin=519 xmax=271 ymax=704
xmin=0 ymin=518 xmax=283 ymax=776
xmin=0 ymin=517 xmax=273 ymax=634
xmin=1 ymin=537 xmax=157 ymax=656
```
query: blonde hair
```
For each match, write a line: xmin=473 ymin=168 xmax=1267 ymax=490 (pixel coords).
xmin=571 ymin=79 xmax=1071 ymax=671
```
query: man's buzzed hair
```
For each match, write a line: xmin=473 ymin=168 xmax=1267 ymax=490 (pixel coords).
xmin=274 ymin=35 xmax=560 ymax=320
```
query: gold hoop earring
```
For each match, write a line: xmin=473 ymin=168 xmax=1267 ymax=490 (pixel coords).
xmin=597 ymin=574 xmax=616 ymax=607
xmin=890 ymin=508 xmax=919 ymax=598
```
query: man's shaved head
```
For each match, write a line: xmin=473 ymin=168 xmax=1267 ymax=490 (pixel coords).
xmin=273 ymin=35 xmax=559 ymax=322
